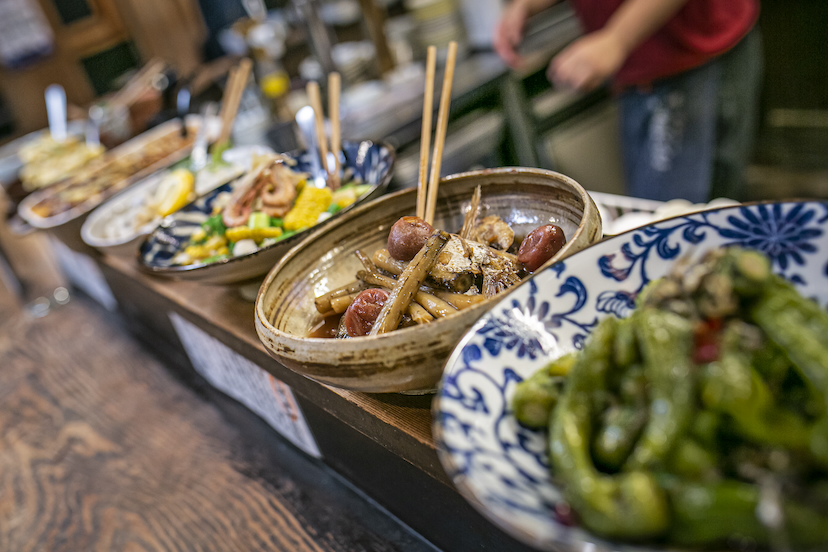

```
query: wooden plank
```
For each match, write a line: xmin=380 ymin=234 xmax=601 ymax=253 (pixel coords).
xmin=98 ymin=254 xmax=444 ymax=481
xmin=0 ymin=297 xmax=436 ymax=552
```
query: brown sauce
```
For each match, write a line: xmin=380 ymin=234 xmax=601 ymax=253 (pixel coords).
xmin=309 ymin=313 xmax=342 ymax=338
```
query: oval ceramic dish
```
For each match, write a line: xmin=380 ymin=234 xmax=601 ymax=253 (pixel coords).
xmin=434 ymin=200 xmax=828 ymax=552
xmin=80 ymin=148 xmax=253 ymax=256
xmin=137 ymin=139 xmax=395 ymax=285
xmin=255 ymin=168 xmax=602 ymax=394
xmin=17 ymin=116 xmax=219 ymax=231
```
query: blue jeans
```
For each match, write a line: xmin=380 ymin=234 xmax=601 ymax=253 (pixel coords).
xmin=619 ymin=28 xmax=763 ymax=202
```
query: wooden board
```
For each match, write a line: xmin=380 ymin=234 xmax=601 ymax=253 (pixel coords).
xmin=100 ymin=254 xmax=442 ymax=474
xmin=0 ymin=296 xmax=436 ymax=552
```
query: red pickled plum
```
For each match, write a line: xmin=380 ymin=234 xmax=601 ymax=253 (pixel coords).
xmin=387 ymin=216 xmax=434 ymax=261
xmin=344 ymin=288 xmax=390 ymax=337
xmin=518 ymin=224 xmax=566 ymax=272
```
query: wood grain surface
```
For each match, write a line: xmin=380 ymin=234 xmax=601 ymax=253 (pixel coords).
xmin=100 ymin=255 xmax=439 ymax=464
xmin=0 ymin=295 xmax=435 ymax=552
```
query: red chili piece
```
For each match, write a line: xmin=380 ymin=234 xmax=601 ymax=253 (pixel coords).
xmin=387 ymin=216 xmax=434 ymax=261
xmin=517 ymin=224 xmax=566 ymax=272
xmin=343 ymin=288 xmax=390 ymax=337
xmin=693 ymin=318 xmax=722 ymax=364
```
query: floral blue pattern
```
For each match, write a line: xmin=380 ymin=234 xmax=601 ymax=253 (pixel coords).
xmin=139 ymin=140 xmax=394 ymax=280
xmin=598 ymin=202 xmax=828 ymax=296
xmin=435 ymin=201 xmax=828 ymax=552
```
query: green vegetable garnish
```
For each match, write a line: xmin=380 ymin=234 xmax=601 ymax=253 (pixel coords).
xmin=248 ymin=211 xmax=270 ymax=229
xmin=202 ymin=214 xmax=226 ymax=236
xmin=275 ymin=230 xmax=299 ymax=242
xmin=210 ymin=140 xmax=232 ymax=167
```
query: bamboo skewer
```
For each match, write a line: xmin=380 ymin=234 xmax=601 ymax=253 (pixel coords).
xmin=459 ymin=185 xmax=482 ymax=239
xmin=424 ymin=41 xmax=458 ymax=226
xmin=110 ymin=58 xmax=166 ymax=108
xmin=416 ymin=46 xmax=437 ymax=221
xmin=328 ymin=72 xmax=342 ymax=190
xmin=217 ymin=58 xmax=252 ymax=145
xmin=306 ymin=81 xmax=331 ymax=178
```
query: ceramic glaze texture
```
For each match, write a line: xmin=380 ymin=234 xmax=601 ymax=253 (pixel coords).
xmin=434 ymin=200 xmax=828 ymax=552
xmin=255 ymin=168 xmax=602 ymax=393
xmin=138 ymin=140 xmax=394 ymax=285
xmin=17 ymin=117 xmax=218 ymax=230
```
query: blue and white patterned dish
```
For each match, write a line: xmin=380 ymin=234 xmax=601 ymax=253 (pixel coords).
xmin=138 ymin=139 xmax=395 ymax=285
xmin=434 ymin=200 xmax=828 ymax=552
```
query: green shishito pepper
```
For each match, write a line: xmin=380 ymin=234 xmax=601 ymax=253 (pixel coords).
xmin=753 ymin=280 xmax=828 ymax=464
xmin=701 ymin=322 xmax=813 ymax=450
xmin=667 ymin=479 xmax=828 ymax=548
xmin=625 ymin=308 xmax=695 ymax=471
xmin=549 ymin=317 xmax=669 ymax=540
xmin=512 ymin=354 xmax=574 ymax=429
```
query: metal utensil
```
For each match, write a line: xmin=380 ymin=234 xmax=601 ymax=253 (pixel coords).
xmin=176 ymin=84 xmax=192 ymax=138
xmin=45 ymin=84 xmax=67 ymax=143
xmin=295 ymin=105 xmax=327 ymax=188
xmin=190 ymin=104 xmax=217 ymax=173
xmin=86 ymin=105 xmax=103 ymax=148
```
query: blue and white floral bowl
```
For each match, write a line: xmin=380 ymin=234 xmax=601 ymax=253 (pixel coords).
xmin=434 ymin=200 xmax=828 ymax=552
xmin=138 ymin=139 xmax=395 ymax=285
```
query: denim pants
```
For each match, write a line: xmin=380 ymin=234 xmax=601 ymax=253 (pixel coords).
xmin=619 ymin=28 xmax=763 ymax=202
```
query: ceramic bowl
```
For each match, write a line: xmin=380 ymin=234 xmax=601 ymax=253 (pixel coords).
xmin=80 ymin=149 xmax=251 ymax=256
xmin=434 ymin=200 xmax=828 ymax=552
xmin=137 ymin=139 xmax=395 ymax=285
xmin=255 ymin=167 xmax=602 ymax=394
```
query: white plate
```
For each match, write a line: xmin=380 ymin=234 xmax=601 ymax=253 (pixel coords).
xmin=81 ymin=157 xmax=244 ymax=255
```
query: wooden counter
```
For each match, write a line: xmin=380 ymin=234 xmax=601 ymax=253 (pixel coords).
xmin=0 ymin=288 xmax=439 ymax=551
xmin=93 ymin=253 xmax=540 ymax=552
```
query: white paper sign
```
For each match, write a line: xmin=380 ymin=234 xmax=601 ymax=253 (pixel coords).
xmin=50 ymin=238 xmax=118 ymax=311
xmin=169 ymin=312 xmax=321 ymax=458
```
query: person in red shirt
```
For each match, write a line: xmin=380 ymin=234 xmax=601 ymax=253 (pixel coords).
xmin=494 ymin=0 xmax=762 ymax=203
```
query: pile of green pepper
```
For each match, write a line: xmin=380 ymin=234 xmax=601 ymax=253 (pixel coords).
xmin=513 ymin=247 xmax=828 ymax=549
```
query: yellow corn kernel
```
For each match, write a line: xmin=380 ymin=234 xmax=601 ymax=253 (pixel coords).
xmin=252 ymin=226 xmax=283 ymax=242
xmin=332 ymin=187 xmax=357 ymax=209
xmin=204 ymin=235 xmax=228 ymax=250
xmin=190 ymin=228 xmax=207 ymax=242
xmin=216 ymin=246 xmax=230 ymax=256
xmin=184 ymin=245 xmax=209 ymax=259
xmin=283 ymin=186 xmax=332 ymax=231
xmin=225 ymin=227 xmax=253 ymax=242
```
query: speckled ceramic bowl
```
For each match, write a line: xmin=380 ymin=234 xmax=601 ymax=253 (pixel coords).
xmin=255 ymin=168 xmax=602 ymax=393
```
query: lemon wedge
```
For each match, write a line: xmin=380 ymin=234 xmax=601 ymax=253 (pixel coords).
xmin=156 ymin=169 xmax=195 ymax=217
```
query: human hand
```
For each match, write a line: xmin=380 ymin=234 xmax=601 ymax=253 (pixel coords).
xmin=548 ymin=30 xmax=627 ymax=92
xmin=493 ymin=1 xmax=530 ymax=68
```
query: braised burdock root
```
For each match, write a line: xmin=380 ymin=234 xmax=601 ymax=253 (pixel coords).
xmin=312 ymin=187 xmax=568 ymax=338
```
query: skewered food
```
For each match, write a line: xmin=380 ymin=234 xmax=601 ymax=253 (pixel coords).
xmin=29 ymin=129 xmax=193 ymax=218
xmin=19 ymin=135 xmax=105 ymax=191
xmin=512 ymin=247 xmax=828 ymax=548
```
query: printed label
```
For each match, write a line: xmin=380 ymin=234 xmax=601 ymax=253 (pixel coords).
xmin=169 ymin=312 xmax=321 ymax=458
xmin=50 ymin=238 xmax=117 ymax=311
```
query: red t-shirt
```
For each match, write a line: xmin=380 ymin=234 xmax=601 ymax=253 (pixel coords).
xmin=570 ymin=0 xmax=759 ymax=87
